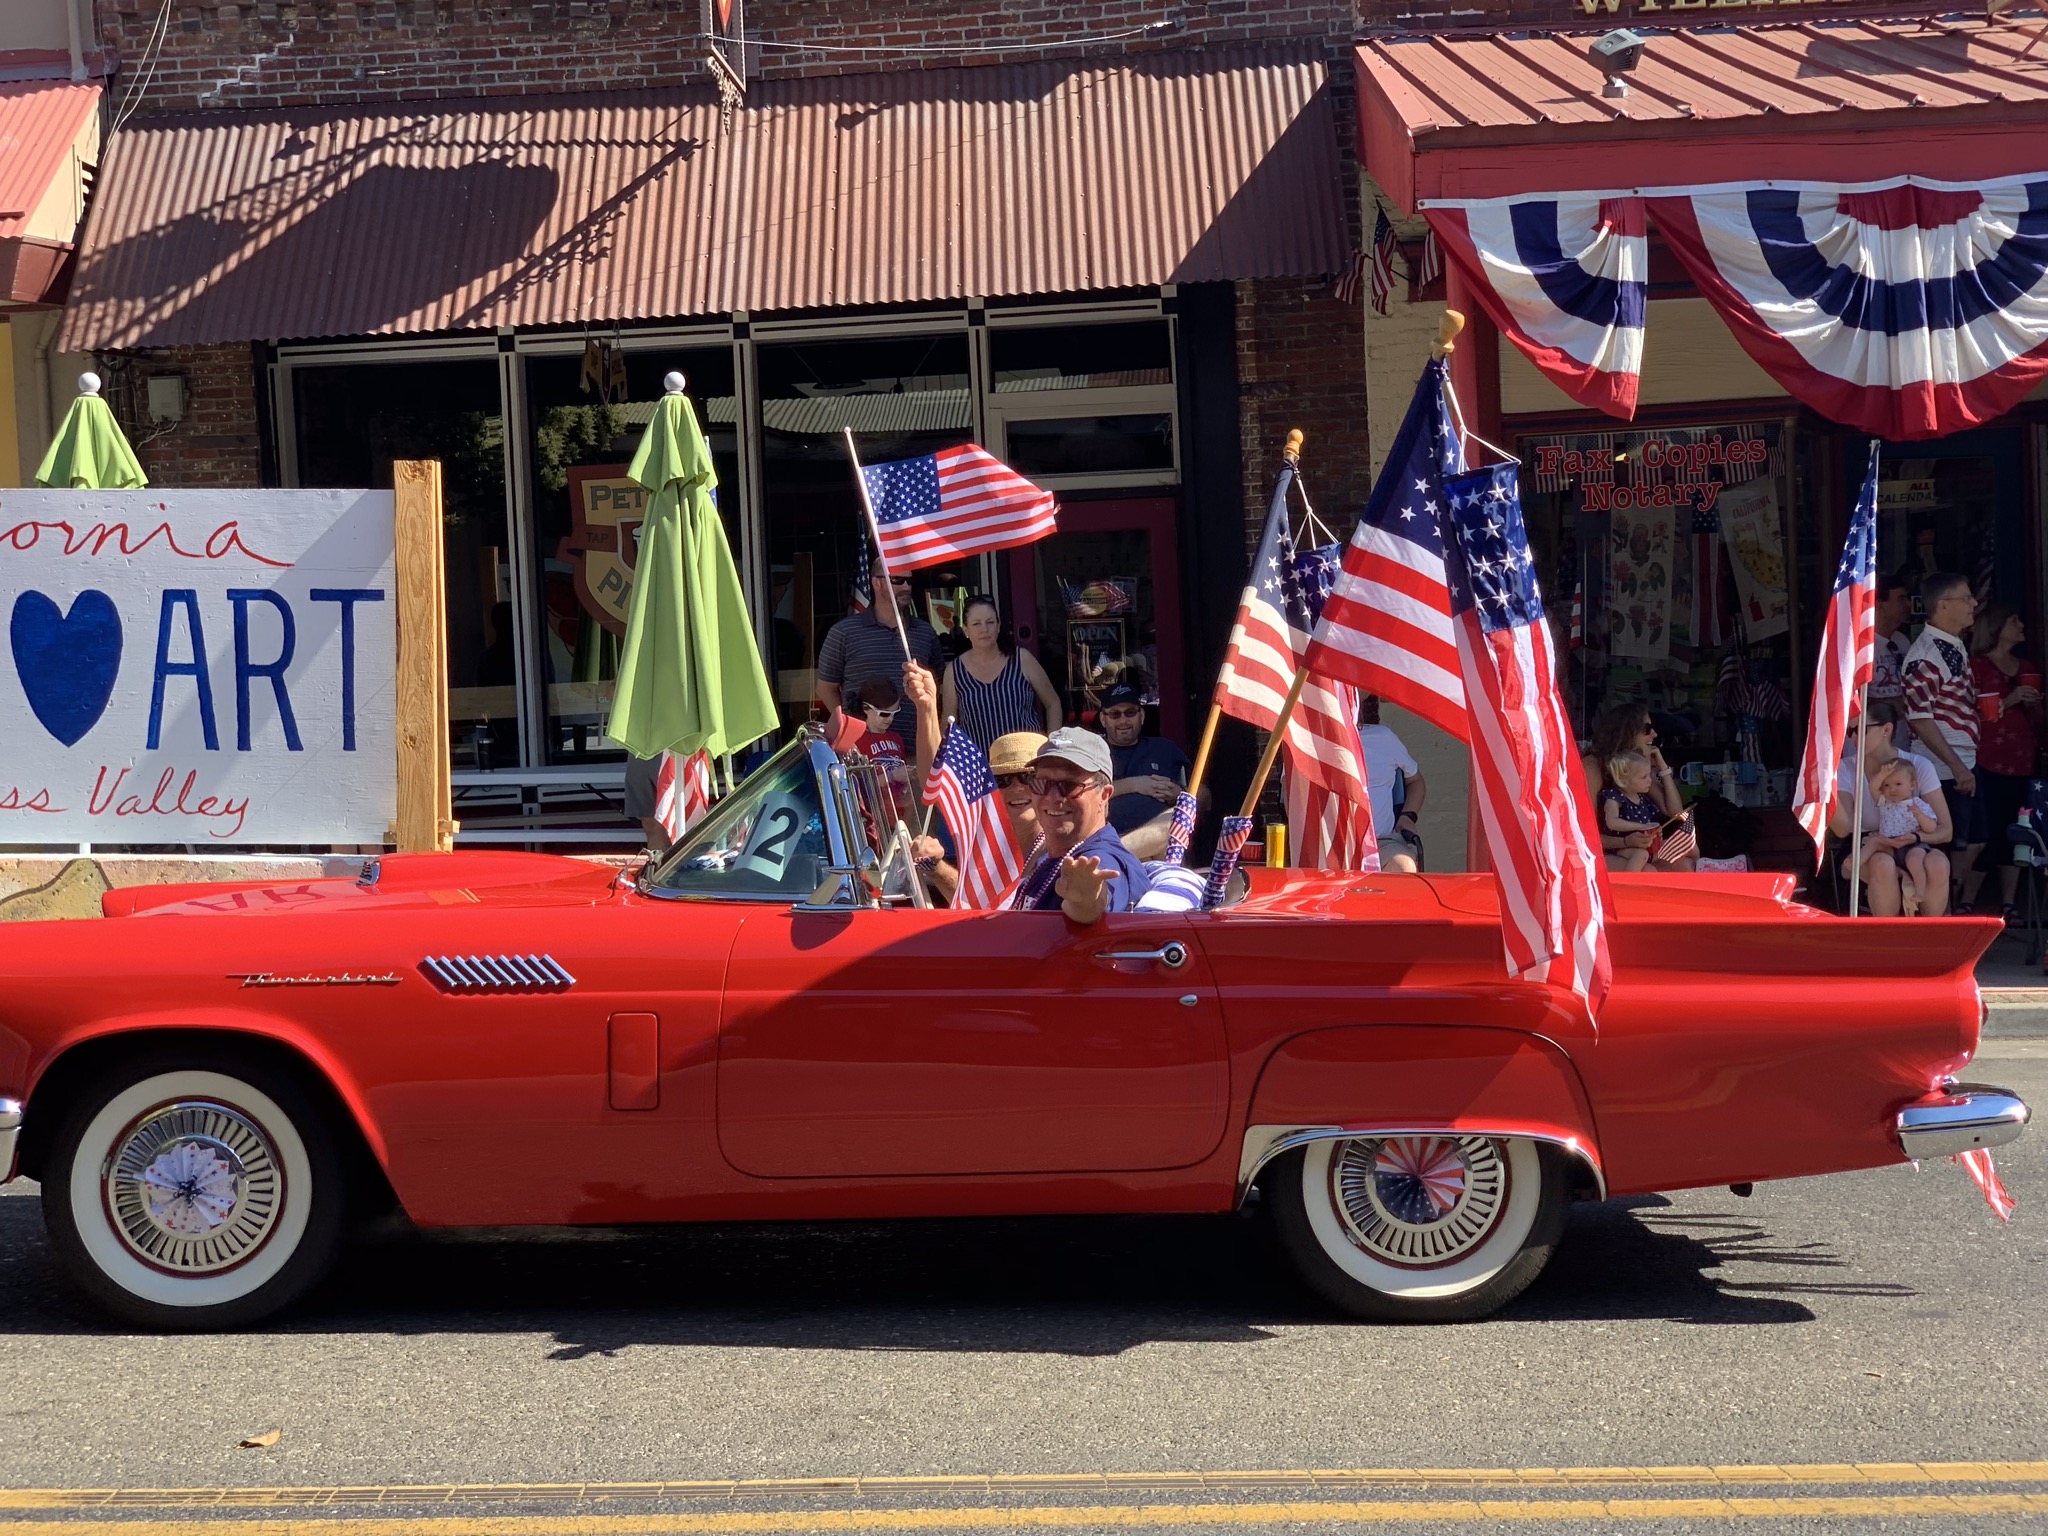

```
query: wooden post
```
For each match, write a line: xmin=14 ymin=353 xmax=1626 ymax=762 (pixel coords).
xmin=393 ymin=459 xmax=457 ymax=852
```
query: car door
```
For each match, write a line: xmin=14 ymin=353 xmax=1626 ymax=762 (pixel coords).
xmin=716 ymin=905 xmax=1229 ymax=1178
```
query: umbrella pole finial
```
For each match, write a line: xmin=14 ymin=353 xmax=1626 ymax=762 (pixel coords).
xmin=78 ymin=372 xmax=102 ymax=396
xmin=662 ymin=371 xmax=688 ymax=395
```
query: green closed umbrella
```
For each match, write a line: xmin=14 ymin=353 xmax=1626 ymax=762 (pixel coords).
xmin=608 ymin=375 xmax=777 ymax=760
xmin=35 ymin=373 xmax=147 ymax=489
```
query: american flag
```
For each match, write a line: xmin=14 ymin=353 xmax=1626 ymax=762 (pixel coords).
xmin=1415 ymin=227 xmax=1445 ymax=293
xmin=1305 ymin=359 xmax=1468 ymax=741
xmin=1792 ymin=444 xmax=1880 ymax=861
xmin=653 ymin=749 xmax=714 ymax=843
xmin=860 ymin=443 xmax=1057 ymax=571
xmin=923 ymin=722 xmax=1023 ymax=909
xmin=849 ymin=528 xmax=872 ymax=612
xmin=1660 ymin=811 xmax=1699 ymax=864
xmin=1691 ymin=506 xmax=1728 ymax=647
xmin=1212 ymin=459 xmax=1378 ymax=872
xmin=1332 ymin=246 xmax=1367 ymax=308
xmin=1442 ymin=459 xmax=1613 ymax=1009
xmin=1368 ymin=205 xmax=1400 ymax=314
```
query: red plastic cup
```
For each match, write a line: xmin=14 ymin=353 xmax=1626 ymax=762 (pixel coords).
xmin=2022 ymin=672 xmax=2042 ymax=691
xmin=1979 ymin=690 xmax=2002 ymax=721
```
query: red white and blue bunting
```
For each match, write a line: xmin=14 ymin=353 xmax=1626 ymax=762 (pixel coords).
xmin=1424 ymin=175 xmax=2048 ymax=441
xmin=1426 ymin=195 xmax=1646 ymax=419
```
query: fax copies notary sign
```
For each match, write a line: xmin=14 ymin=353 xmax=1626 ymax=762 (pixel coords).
xmin=1 ymin=489 xmax=397 ymax=844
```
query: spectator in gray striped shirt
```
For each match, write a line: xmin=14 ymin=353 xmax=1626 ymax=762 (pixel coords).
xmin=817 ymin=569 xmax=944 ymax=757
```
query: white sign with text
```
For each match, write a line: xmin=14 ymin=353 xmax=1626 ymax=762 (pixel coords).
xmin=1 ymin=489 xmax=397 ymax=845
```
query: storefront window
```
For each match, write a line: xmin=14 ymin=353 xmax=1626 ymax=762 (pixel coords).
xmin=1518 ymin=421 xmax=1798 ymax=799
xmin=523 ymin=347 xmax=739 ymax=763
xmin=1005 ymin=414 xmax=1174 ymax=477
xmin=989 ymin=320 xmax=1177 ymax=486
xmin=292 ymin=358 xmax=515 ymax=768
xmin=755 ymin=334 xmax=974 ymax=727
xmin=1875 ymin=438 xmax=2021 ymax=617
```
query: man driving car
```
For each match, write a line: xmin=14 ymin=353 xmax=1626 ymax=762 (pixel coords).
xmin=1011 ymin=728 xmax=1152 ymax=923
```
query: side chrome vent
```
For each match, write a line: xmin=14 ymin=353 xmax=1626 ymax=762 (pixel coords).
xmin=420 ymin=954 xmax=576 ymax=993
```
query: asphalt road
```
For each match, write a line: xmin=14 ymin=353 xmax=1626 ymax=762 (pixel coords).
xmin=2 ymin=1044 xmax=2043 ymax=1535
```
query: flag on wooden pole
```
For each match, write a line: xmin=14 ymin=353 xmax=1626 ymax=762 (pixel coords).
xmin=1792 ymin=444 xmax=1880 ymax=862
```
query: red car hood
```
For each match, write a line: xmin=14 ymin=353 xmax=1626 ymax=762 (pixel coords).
xmin=102 ymin=852 xmax=621 ymax=919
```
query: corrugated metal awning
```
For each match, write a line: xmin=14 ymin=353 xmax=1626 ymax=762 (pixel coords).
xmin=1356 ymin=17 xmax=2048 ymax=209
xmin=62 ymin=47 xmax=1346 ymax=351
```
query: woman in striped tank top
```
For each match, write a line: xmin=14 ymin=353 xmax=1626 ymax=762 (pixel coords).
xmin=941 ymin=594 xmax=1064 ymax=751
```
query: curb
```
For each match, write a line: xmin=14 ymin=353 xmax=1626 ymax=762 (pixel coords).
xmin=1983 ymin=989 xmax=2048 ymax=1039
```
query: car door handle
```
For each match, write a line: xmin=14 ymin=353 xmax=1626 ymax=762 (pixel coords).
xmin=1094 ymin=942 xmax=1188 ymax=969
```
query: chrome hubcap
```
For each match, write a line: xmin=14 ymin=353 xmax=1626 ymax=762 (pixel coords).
xmin=103 ymin=1101 xmax=283 ymax=1274
xmin=1330 ymin=1135 xmax=1508 ymax=1268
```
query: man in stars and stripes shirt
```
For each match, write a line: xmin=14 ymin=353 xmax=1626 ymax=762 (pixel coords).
xmin=859 ymin=443 xmax=1058 ymax=571
xmin=1441 ymin=459 xmax=1612 ymax=1010
xmin=1304 ymin=360 xmax=1468 ymax=740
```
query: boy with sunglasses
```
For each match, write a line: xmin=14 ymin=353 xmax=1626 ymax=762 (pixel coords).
xmin=1010 ymin=728 xmax=1152 ymax=923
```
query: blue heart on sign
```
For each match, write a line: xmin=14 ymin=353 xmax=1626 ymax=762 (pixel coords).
xmin=10 ymin=590 xmax=123 ymax=747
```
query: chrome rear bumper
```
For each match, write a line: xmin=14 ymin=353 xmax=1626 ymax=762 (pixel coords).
xmin=1896 ymin=1082 xmax=2029 ymax=1160
xmin=0 ymin=1098 xmax=19 ymax=1183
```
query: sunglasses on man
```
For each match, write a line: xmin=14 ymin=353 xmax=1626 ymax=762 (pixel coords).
xmin=1026 ymin=772 xmax=1104 ymax=800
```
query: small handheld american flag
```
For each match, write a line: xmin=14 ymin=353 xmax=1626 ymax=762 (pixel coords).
xmin=1792 ymin=444 xmax=1879 ymax=861
xmin=923 ymin=723 xmax=1023 ymax=909
xmin=1658 ymin=811 xmax=1699 ymax=865
xmin=859 ymin=444 xmax=1058 ymax=572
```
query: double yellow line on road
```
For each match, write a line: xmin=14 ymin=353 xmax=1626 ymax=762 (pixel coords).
xmin=4 ymin=1461 xmax=2046 ymax=1532
xmin=2 ymin=1494 xmax=2048 ymax=1533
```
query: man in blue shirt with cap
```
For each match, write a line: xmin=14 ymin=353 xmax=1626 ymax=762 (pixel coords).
xmin=1012 ymin=727 xmax=1152 ymax=923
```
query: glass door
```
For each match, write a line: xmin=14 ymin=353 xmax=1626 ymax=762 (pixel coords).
xmin=1006 ymin=499 xmax=1184 ymax=743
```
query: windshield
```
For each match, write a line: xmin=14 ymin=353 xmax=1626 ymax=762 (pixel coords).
xmin=647 ymin=742 xmax=834 ymax=900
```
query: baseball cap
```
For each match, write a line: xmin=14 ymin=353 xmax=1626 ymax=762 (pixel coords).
xmin=988 ymin=730 xmax=1049 ymax=777
xmin=1099 ymin=684 xmax=1144 ymax=711
xmin=1032 ymin=727 xmax=1114 ymax=781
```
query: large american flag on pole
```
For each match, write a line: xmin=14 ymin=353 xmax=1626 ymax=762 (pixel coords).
xmin=1442 ymin=459 xmax=1613 ymax=1010
xmin=1792 ymin=443 xmax=1880 ymax=860
xmin=859 ymin=444 xmax=1058 ymax=571
xmin=1304 ymin=360 xmax=1469 ymax=741
xmin=1211 ymin=457 xmax=1377 ymax=871
xmin=923 ymin=722 xmax=1023 ymax=909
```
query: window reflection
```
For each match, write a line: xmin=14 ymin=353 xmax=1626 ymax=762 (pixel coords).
xmin=292 ymin=358 xmax=514 ymax=768
xmin=756 ymin=335 xmax=974 ymax=729
xmin=524 ymin=348 xmax=739 ymax=763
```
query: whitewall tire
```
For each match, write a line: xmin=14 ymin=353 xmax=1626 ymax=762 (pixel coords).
xmin=43 ymin=1055 xmax=344 ymax=1330
xmin=1268 ymin=1135 xmax=1567 ymax=1323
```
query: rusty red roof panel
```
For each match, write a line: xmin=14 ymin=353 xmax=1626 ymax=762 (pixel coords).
xmin=60 ymin=47 xmax=1346 ymax=350
xmin=0 ymin=80 xmax=98 ymax=239
xmin=1357 ymin=15 xmax=2048 ymax=137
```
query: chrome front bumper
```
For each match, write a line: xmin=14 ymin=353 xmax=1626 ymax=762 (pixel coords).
xmin=0 ymin=1098 xmax=19 ymax=1183
xmin=1896 ymin=1082 xmax=2030 ymax=1160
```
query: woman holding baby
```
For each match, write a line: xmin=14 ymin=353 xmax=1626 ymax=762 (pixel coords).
xmin=1831 ymin=734 xmax=1953 ymax=916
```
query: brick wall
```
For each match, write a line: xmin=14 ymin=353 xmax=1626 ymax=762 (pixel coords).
xmin=1235 ymin=274 xmax=1372 ymax=550
xmin=102 ymin=343 xmax=264 ymax=487
xmin=95 ymin=0 xmax=1356 ymax=114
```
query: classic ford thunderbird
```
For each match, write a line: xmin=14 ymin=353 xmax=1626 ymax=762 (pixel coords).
xmin=0 ymin=733 xmax=2030 ymax=1329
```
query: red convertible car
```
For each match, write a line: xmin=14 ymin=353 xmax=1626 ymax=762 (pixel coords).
xmin=0 ymin=733 xmax=2029 ymax=1329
